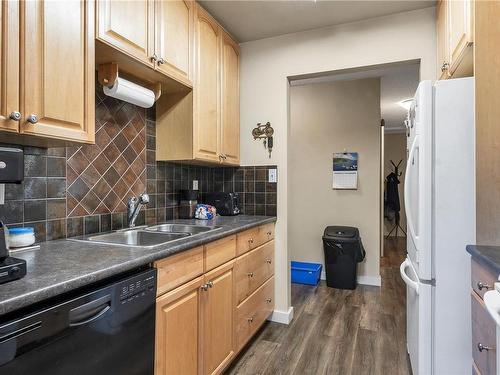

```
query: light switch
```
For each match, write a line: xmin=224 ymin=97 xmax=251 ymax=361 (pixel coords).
xmin=268 ymin=169 xmax=277 ymax=183
xmin=192 ymin=180 xmax=199 ymax=190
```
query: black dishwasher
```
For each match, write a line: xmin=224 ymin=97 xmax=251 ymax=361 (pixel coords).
xmin=0 ymin=268 xmax=157 ymax=375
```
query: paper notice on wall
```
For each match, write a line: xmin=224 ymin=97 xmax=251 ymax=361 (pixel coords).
xmin=333 ymin=152 xmax=358 ymax=189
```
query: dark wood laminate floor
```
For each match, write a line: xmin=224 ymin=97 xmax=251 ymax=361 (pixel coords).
xmin=227 ymin=237 xmax=411 ymax=375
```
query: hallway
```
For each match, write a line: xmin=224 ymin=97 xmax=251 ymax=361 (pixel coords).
xmin=227 ymin=237 xmax=410 ymax=375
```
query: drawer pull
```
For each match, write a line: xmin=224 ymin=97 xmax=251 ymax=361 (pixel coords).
xmin=207 ymin=281 xmax=214 ymax=288
xmin=266 ymin=298 xmax=272 ymax=303
xmin=247 ymin=316 xmax=254 ymax=323
xmin=267 ymin=231 xmax=272 ymax=236
xmin=200 ymin=284 xmax=209 ymax=291
xmin=248 ymin=238 xmax=254 ymax=244
xmin=477 ymin=282 xmax=492 ymax=291
xmin=247 ymin=272 xmax=254 ymax=278
xmin=266 ymin=259 xmax=272 ymax=264
xmin=477 ymin=343 xmax=493 ymax=352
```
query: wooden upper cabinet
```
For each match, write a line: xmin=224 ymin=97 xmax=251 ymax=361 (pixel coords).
xmin=21 ymin=0 xmax=95 ymax=143
xmin=155 ymin=276 xmax=203 ymax=375
xmin=220 ymin=31 xmax=240 ymax=165
xmin=155 ymin=0 xmax=193 ymax=85
xmin=436 ymin=0 xmax=474 ymax=79
xmin=0 ymin=0 xmax=20 ymax=133
xmin=97 ymin=0 xmax=154 ymax=67
xmin=436 ymin=0 xmax=450 ymax=79
xmin=448 ymin=0 xmax=473 ymax=72
xmin=193 ymin=5 xmax=220 ymax=163
xmin=202 ymin=262 xmax=235 ymax=375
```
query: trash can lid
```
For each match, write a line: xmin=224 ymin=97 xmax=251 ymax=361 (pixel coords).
xmin=323 ymin=226 xmax=359 ymax=239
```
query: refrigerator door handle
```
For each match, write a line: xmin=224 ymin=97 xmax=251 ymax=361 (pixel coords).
xmin=484 ymin=287 xmax=500 ymax=327
xmin=400 ymin=258 xmax=419 ymax=295
xmin=404 ymin=136 xmax=419 ymax=247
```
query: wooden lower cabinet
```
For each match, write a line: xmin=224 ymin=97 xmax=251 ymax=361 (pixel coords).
xmin=155 ymin=276 xmax=204 ymax=375
xmin=202 ymin=261 xmax=235 ymax=375
xmin=155 ymin=224 xmax=275 ymax=375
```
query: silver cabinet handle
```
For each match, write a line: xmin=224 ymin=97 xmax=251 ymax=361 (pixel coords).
xmin=266 ymin=298 xmax=272 ymax=303
xmin=247 ymin=316 xmax=254 ymax=323
xmin=441 ymin=62 xmax=449 ymax=72
xmin=247 ymin=272 xmax=254 ymax=278
xmin=266 ymin=259 xmax=272 ymax=264
xmin=267 ymin=231 xmax=272 ymax=236
xmin=27 ymin=114 xmax=38 ymax=124
xmin=248 ymin=238 xmax=254 ymax=244
xmin=200 ymin=284 xmax=209 ymax=291
xmin=478 ymin=343 xmax=493 ymax=352
xmin=477 ymin=282 xmax=491 ymax=291
xmin=157 ymin=57 xmax=165 ymax=65
xmin=207 ymin=281 xmax=214 ymax=288
xmin=9 ymin=111 xmax=21 ymax=121
xmin=150 ymin=53 xmax=158 ymax=63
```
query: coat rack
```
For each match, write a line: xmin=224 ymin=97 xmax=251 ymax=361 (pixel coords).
xmin=385 ymin=159 xmax=406 ymax=239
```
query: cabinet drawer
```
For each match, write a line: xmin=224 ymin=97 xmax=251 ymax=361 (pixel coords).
xmin=155 ymin=246 xmax=204 ymax=296
xmin=472 ymin=258 xmax=498 ymax=299
xmin=235 ymin=241 xmax=274 ymax=305
xmin=472 ymin=292 xmax=496 ymax=375
xmin=236 ymin=223 xmax=275 ymax=256
xmin=204 ymin=235 xmax=236 ymax=272
xmin=236 ymin=276 xmax=274 ymax=351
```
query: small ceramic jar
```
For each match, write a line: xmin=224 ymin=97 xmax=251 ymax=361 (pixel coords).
xmin=7 ymin=227 xmax=36 ymax=248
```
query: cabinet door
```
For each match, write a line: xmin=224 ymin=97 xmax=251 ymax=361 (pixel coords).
xmin=155 ymin=276 xmax=203 ymax=375
xmin=449 ymin=0 xmax=473 ymax=71
xmin=436 ymin=0 xmax=450 ymax=79
xmin=155 ymin=0 xmax=193 ymax=85
xmin=193 ymin=5 xmax=220 ymax=163
xmin=220 ymin=31 xmax=240 ymax=165
xmin=21 ymin=0 xmax=95 ymax=143
xmin=202 ymin=261 xmax=235 ymax=375
xmin=0 ymin=0 xmax=19 ymax=133
xmin=97 ymin=0 xmax=154 ymax=67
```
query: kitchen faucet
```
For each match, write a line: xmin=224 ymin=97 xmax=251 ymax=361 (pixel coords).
xmin=127 ymin=193 xmax=150 ymax=228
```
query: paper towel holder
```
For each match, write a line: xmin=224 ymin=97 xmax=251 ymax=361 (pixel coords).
xmin=98 ymin=62 xmax=162 ymax=101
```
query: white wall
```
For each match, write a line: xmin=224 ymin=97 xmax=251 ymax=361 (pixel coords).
xmin=289 ymin=79 xmax=381 ymax=280
xmin=239 ymin=7 xmax=436 ymax=316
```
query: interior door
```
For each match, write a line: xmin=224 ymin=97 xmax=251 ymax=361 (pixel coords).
xmin=220 ymin=31 xmax=240 ymax=165
xmin=21 ymin=0 xmax=95 ymax=143
xmin=155 ymin=0 xmax=193 ymax=85
xmin=400 ymin=257 xmax=432 ymax=375
xmin=0 ymin=0 xmax=20 ymax=133
xmin=202 ymin=261 xmax=234 ymax=375
xmin=193 ymin=5 xmax=220 ymax=163
xmin=97 ymin=0 xmax=154 ymax=67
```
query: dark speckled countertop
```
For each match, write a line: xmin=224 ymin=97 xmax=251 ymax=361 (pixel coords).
xmin=0 ymin=215 xmax=276 ymax=316
xmin=467 ymin=245 xmax=500 ymax=274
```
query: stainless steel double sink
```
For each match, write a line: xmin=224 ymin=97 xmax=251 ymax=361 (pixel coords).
xmin=71 ymin=224 xmax=220 ymax=249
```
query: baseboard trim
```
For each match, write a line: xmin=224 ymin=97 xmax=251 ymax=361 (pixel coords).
xmin=320 ymin=271 xmax=381 ymax=287
xmin=268 ymin=307 xmax=294 ymax=324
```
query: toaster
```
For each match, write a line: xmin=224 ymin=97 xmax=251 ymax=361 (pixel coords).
xmin=204 ymin=192 xmax=240 ymax=216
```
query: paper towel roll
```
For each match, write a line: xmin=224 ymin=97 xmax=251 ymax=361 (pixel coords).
xmin=103 ymin=77 xmax=156 ymax=108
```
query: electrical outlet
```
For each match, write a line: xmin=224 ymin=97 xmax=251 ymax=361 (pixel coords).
xmin=192 ymin=180 xmax=199 ymax=190
xmin=268 ymin=169 xmax=277 ymax=183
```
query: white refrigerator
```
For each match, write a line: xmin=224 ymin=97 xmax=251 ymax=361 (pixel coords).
xmin=399 ymin=77 xmax=475 ymax=375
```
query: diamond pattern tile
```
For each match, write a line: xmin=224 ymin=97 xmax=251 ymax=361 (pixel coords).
xmin=66 ymin=98 xmax=146 ymax=217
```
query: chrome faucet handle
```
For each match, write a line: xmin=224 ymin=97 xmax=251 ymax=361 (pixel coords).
xmin=138 ymin=193 xmax=150 ymax=204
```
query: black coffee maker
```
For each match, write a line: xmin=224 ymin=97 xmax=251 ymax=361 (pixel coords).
xmin=0 ymin=147 xmax=27 ymax=284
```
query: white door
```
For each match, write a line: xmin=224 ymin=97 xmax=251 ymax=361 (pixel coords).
xmin=405 ymin=81 xmax=433 ymax=281
xmin=400 ymin=257 xmax=432 ymax=375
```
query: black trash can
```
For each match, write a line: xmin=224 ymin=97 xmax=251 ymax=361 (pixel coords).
xmin=322 ymin=226 xmax=366 ymax=290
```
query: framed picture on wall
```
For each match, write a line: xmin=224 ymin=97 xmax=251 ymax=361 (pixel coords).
xmin=333 ymin=152 xmax=358 ymax=189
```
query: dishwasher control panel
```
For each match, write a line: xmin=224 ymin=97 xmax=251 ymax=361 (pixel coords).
xmin=119 ymin=270 xmax=156 ymax=304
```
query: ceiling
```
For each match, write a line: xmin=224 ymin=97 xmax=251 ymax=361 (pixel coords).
xmin=290 ymin=62 xmax=420 ymax=131
xmin=199 ymin=0 xmax=435 ymax=43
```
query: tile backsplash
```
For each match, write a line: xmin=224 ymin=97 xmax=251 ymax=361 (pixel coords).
xmin=0 ymin=79 xmax=277 ymax=243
